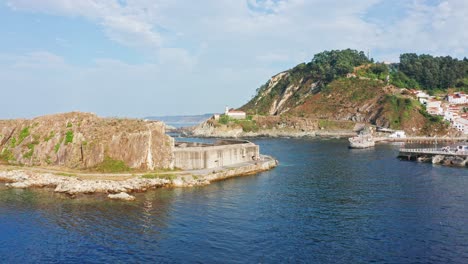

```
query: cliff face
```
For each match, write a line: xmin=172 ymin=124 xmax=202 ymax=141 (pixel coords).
xmin=0 ymin=112 xmax=174 ymax=170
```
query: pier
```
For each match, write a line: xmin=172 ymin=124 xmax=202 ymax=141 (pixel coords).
xmin=399 ymin=148 xmax=468 ymax=158
xmin=398 ymin=146 xmax=468 ymax=167
xmin=375 ymin=136 xmax=468 ymax=144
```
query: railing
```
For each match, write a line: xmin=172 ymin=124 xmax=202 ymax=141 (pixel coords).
xmin=399 ymin=148 xmax=468 ymax=156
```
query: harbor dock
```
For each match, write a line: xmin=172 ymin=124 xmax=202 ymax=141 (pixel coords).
xmin=398 ymin=145 xmax=468 ymax=167
xmin=375 ymin=136 xmax=468 ymax=144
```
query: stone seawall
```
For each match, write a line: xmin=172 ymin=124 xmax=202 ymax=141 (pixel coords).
xmin=173 ymin=140 xmax=260 ymax=170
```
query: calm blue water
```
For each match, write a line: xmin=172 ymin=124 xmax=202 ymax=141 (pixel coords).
xmin=1 ymin=138 xmax=468 ymax=263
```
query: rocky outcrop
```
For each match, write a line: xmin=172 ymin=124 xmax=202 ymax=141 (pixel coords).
xmin=0 ymin=170 xmax=171 ymax=194
xmin=108 ymin=192 xmax=136 ymax=201
xmin=191 ymin=115 xmax=357 ymax=138
xmin=0 ymin=112 xmax=174 ymax=170
xmin=0 ymin=155 xmax=278 ymax=199
xmin=433 ymin=155 xmax=467 ymax=167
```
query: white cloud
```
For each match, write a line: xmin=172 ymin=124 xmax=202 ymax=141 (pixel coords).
xmin=2 ymin=0 xmax=468 ymax=118
xmin=7 ymin=0 xmax=162 ymax=50
xmin=372 ymin=0 xmax=468 ymax=60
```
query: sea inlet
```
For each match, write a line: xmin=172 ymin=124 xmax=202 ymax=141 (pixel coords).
xmin=1 ymin=138 xmax=467 ymax=263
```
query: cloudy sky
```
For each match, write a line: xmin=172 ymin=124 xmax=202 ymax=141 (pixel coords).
xmin=1 ymin=0 xmax=467 ymax=118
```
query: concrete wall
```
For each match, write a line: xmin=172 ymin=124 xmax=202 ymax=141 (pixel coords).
xmin=173 ymin=140 xmax=260 ymax=170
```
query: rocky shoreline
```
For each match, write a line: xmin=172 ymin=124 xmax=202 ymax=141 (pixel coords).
xmin=189 ymin=128 xmax=357 ymax=139
xmin=405 ymin=154 xmax=468 ymax=167
xmin=0 ymin=156 xmax=278 ymax=200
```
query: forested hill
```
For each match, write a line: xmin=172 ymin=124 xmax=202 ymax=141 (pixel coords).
xmin=240 ymin=49 xmax=466 ymax=132
xmin=394 ymin=54 xmax=468 ymax=91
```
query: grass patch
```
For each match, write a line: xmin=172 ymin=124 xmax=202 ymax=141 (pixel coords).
xmin=94 ymin=156 xmax=131 ymax=173
xmin=142 ymin=173 xmax=176 ymax=180
xmin=18 ymin=126 xmax=30 ymax=144
xmin=54 ymin=143 xmax=61 ymax=153
xmin=0 ymin=148 xmax=15 ymax=162
xmin=23 ymin=139 xmax=39 ymax=159
xmin=10 ymin=137 xmax=17 ymax=148
xmin=236 ymin=120 xmax=259 ymax=132
xmin=23 ymin=149 xmax=33 ymax=159
xmin=44 ymin=131 xmax=55 ymax=142
xmin=318 ymin=119 xmax=355 ymax=130
xmin=56 ymin=172 xmax=76 ymax=177
xmin=66 ymin=122 xmax=73 ymax=128
xmin=219 ymin=114 xmax=230 ymax=124
xmin=65 ymin=130 xmax=74 ymax=144
xmin=384 ymin=95 xmax=417 ymax=129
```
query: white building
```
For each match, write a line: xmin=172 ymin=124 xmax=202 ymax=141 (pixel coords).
xmin=443 ymin=106 xmax=461 ymax=122
xmin=426 ymin=100 xmax=443 ymax=115
xmin=389 ymin=130 xmax=406 ymax=138
xmin=416 ymin=91 xmax=430 ymax=104
xmin=453 ymin=118 xmax=468 ymax=134
xmin=444 ymin=111 xmax=459 ymax=122
xmin=447 ymin=92 xmax=467 ymax=105
xmin=225 ymin=107 xmax=246 ymax=119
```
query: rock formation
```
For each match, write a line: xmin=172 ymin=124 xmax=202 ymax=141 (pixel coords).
xmin=0 ymin=112 xmax=174 ymax=170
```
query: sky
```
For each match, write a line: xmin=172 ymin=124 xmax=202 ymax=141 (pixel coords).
xmin=0 ymin=0 xmax=467 ymax=119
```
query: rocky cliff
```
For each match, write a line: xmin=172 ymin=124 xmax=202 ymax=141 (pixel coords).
xmin=0 ymin=112 xmax=174 ymax=170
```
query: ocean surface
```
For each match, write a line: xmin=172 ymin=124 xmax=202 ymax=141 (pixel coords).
xmin=1 ymin=138 xmax=468 ymax=263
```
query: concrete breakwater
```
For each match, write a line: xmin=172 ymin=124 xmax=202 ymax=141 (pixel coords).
xmin=376 ymin=136 xmax=468 ymax=144
xmin=398 ymin=148 xmax=468 ymax=167
xmin=0 ymin=155 xmax=278 ymax=200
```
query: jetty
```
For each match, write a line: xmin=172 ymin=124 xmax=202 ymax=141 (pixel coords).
xmin=376 ymin=136 xmax=468 ymax=144
xmin=399 ymin=148 xmax=468 ymax=159
xmin=398 ymin=145 xmax=468 ymax=167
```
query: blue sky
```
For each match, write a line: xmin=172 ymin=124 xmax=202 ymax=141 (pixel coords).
xmin=1 ymin=0 xmax=467 ymax=118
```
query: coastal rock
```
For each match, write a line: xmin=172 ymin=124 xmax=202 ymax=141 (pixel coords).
xmin=0 ymin=112 xmax=174 ymax=170
xmin=0 ymin=155 xmax=279 ymax=198
xmin=6 ymin=182 xmax=30 ymax=188
xmin=432 ymin=155 xmax=445 ymax=164
xmin=108 ymin=192 xmax=136 ymax=201
xmin=450 ymin=157 xmax=467 ymax=167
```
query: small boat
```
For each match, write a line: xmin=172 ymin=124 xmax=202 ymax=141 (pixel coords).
xmin=348 ymin=133 xmax=375 ymax=149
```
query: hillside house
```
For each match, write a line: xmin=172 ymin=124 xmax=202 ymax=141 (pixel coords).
xmin=416 ymin=91 xmax=430 ymax=104
xmin=453 ymin=118 xmax=468 ymax=134
xmin=225 ymin=107 xmax=246 ymax=119
xmin=426 ymin=100 xmax=443 ymax=115
xmin=447 ymin=92 xmax=467 ymax=104
xmin=444 ymin=109 xmax=460 ymax=122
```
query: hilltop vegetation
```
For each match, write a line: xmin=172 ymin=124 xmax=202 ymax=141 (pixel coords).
xmin=238 ymin=49 xmax=462 ymax=135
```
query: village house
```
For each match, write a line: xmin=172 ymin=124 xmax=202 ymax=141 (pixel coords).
xmin=444 ymin=106 xmax=460 ymax=122
xmin=446 ymin=92 xmax=467 ymax=105
xmin=416 ymin=90 xmax=430 ymax=104
xmin=225 ymin=107 xmax=246 ymax=119
xmin=453 ymin=118 xmax=468 ymax=134
xmin=426 ymin=99 xmax=444 ymax=115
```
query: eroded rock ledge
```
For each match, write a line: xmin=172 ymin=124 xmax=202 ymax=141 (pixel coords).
xmin=0 ymin=156 xmax=278 ymax=200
